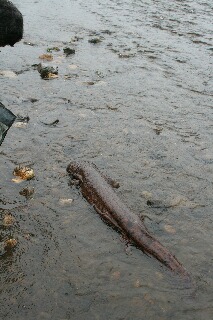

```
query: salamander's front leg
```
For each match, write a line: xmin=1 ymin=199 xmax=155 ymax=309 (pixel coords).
xmin=93 ymin=205 xmax=122 ymax=231
xmin=100 ymin=171 xmax=120 ymax=188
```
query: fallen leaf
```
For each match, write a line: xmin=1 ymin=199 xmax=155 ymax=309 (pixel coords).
xmin=13 ymin=166 xmax=35 ymax=181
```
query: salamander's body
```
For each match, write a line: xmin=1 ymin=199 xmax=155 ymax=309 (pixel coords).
xmin=67 ymin=160 xmax=189 ymax=278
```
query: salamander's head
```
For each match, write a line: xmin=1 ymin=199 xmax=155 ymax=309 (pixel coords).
xmin=66 ymin=161 xmax=81 ymax=175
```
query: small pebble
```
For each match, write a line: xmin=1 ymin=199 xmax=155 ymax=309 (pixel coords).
xmin=164 ymin=224 xmax=176 ymax=234
xmin=111 ymin=271 xmax=121 ymax=280
xmin=134 ymin=279 xmax=142 ymax=288
xmin=5 ymin=239 xmax=17 ymax=249
xmin=3 ymin=214 xmax=15 ymax=226
xmin=59 ymin=198 xmax=73 ymax=205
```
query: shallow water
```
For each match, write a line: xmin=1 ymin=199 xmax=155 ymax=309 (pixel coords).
xmin=0 ymin=0 xmax=213 ymax=319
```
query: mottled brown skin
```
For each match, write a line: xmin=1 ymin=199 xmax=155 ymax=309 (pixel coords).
xmin=67 ymin=161 xmax=190 ymax=278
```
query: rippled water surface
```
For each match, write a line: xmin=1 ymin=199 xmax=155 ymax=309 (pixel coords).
xmin=0 ymin=0 xmax=213 ymax=319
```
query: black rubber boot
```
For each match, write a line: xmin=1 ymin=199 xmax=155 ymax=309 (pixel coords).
xmin=0 ymin=0 xmax=23 ymax=47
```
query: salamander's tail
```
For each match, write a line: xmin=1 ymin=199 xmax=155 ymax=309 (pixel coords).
xmin=131 ymin=226 xmax=190 ymax=279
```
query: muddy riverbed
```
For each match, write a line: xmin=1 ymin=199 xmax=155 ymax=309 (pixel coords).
xmin=0 ymin=0 xmax=213 ymax=319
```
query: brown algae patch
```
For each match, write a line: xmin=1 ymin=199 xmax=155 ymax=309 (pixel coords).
xmin=39 ymin=54 xmax=53 ymax=61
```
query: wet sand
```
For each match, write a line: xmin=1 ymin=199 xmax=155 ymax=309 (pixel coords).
xmin=0 ymin=0 xmax=213 ymax=319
